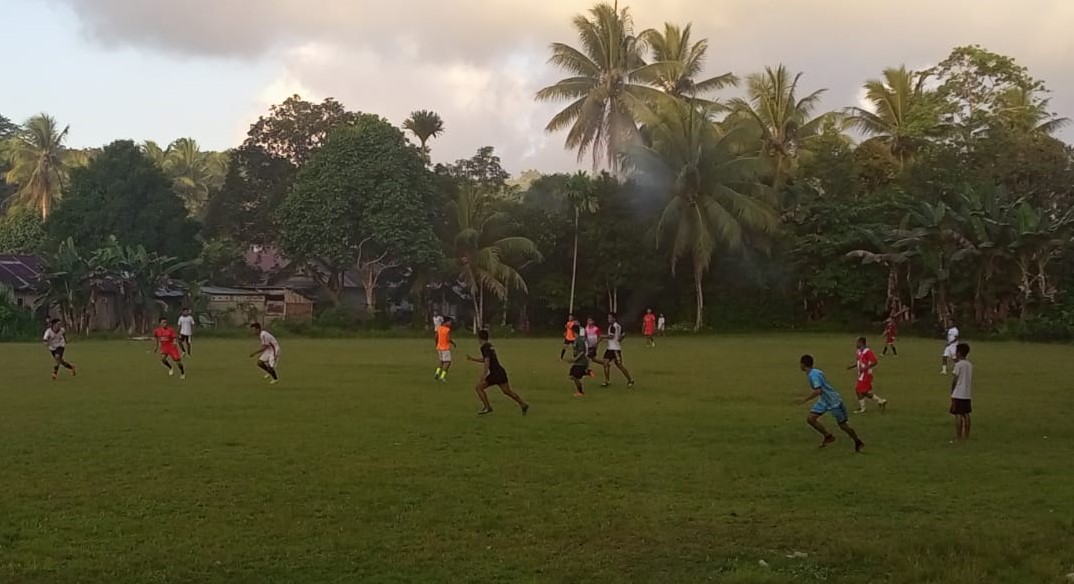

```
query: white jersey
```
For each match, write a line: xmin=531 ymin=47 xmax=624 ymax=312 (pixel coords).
xmin=432 ymin=315 xmax=444 ymax=330
xmin=178 ymin=315 xmax=195 ymax=337
xmin=607 ymin=322 xmax=624 ymax=351
xmin=43 ymin=327 xmax=66 ymax=350
xmin=946 ymin=326 xmax=960 ymax=346
xmin=260 ymin=330 xmax=281 ymax=356
xmin=657 ymin=317 xmax=666 ymax=330
xmin=951 ymin=360 xmax=973 ymax=399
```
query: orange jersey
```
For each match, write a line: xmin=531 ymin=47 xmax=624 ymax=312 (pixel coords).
xmin=564 ymin=320 xmax=579 ymax=341
xmin=436 ymin=325 xmax=452 ymax=350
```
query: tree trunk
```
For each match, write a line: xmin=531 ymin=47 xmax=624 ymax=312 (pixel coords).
xmin=569 ymin=211 xmax=579 ymax=314
xmin=693 ymin=265 xmax=704 ymax=332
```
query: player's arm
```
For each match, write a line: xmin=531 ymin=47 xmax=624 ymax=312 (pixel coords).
xmin=465 ymin=354 xmax=483 ymax=363
xmin=797 ymin=389 xmax=822 ymax=405
xmin=450 ymin=339 xmax=457 ymax=348
xmin=152 ymin=334 xmax=160 ymax=354
xmin=250 ymin=342 xmax=266 ymax=358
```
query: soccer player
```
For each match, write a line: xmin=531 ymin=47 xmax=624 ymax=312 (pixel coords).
xmin=797 ymin=354 xmax=865 ymax=452
xmin=559 ymin=314 xmax=580 ymax=360
xmin=847 ymin=336 xmax=887 ymax=413
xmin=882 ymin=316 xmax=898 ymax=357
xmin=43 ymin=319 xmax=75 ymax=380
xmin=178 ymin=307 xmax=195 ymax=356
xmin=434 ymin=316 xmax=456 ymax=382
xmin=642 ymin=308 xmax=657 ymax=348
xmin=432 ymin=310 xmax=444 ymax=331
xmin=466 ymin=329 xmax=529 ymax=416
xmin=584 ymin=317 xmax=605 ymax=368
xmin=950 ymin=343 xmax=973 ymax=441
xmin=153 ymin=317 xmax=185 ymax=380
xmin=250 ymin=322 xmax=281 ymax=384
xmin=601 ymin=312 xmax=635 ymax=388
xmin=568 ymin=323 xmax=588 ymax=397
xmin=941 ymin=318 xmax=960 ymax=374
xmin=657 ymin=313 xmax=666 ymax=337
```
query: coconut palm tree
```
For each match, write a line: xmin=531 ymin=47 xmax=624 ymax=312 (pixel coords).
xmin=627 ymin=101 xmax=778 ymax=330
xmin=536 ymin=2 xmax=664 ymax=170
xmin=446 ymin=187 xmax=542 ymax=329
xmin=165 ymin=138 xmax=218 ymax=215
xmin=1 ymin=114 xmax=80 ymax=220
xmin=995 ymin=86 xmax=1071 ymax=136
xmin=728 ymin=65 xmax=831 ymax=193
xmin=844 ymin=66 xmax=943 ymax=166
xmin=559 ymin=171 xmax=600 ymax=313
xmin=403 ymin=110 xmax=445 ymax=154
xmin=637 ymin=23 xmax=737 ymax=104
xmin=141 ymin=141 xmax=168 ymax=167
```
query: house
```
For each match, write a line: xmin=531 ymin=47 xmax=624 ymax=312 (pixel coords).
xmin=200 ymin=286 xmax=313 ymax=325
xmin=0 ymin=254 xmax=45 ymax=311
xmin=245 ymin=246 xmax=367 ymax=309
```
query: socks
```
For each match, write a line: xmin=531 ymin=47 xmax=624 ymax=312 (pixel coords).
xmin=858 ymin=398 xmax=867 ymax=411
xmin=871 ymin=394 xmax=885 ymax=403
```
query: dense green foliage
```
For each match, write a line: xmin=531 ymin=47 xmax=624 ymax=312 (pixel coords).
xmin=0 ymin=208 xmax=46 ymax=253
xmin=1 ymin=336 xmax=1072 ymax=582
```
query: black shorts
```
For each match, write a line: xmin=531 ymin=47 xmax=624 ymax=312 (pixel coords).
xmin=485 ymin=369 xmax=509 ymax=386
xmin=179 ymin=334 xmax=191 ymax=343
xmin=563 ymin=338 xmax=574 ymax=346
xmin=603 ymin=350 xmax=622 ymax=363
xmin=50 ymin=347 xmax=65 ymax=358
xmin=569 ymin=365 xmax=588 ymax=380
xmin=950 ymin=398 xmax=972 ymax=415
xmin=586 ymin=347 xmax=598 ymax=359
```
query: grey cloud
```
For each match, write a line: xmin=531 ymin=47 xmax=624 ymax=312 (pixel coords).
xmin=49 ymin=0 xmax=1074 ymax=168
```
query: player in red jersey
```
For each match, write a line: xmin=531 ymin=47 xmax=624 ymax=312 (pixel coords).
xmin=153 ymin=317 xmax=186 ymax=380
xmin=642 ymin=308 xmax=657 ymax=348
xmin=847 ymin=336 xmax=886 ymax=413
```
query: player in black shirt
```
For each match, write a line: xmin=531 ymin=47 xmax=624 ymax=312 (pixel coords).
xmin=467 ymin=329 xmax=529 ymax=416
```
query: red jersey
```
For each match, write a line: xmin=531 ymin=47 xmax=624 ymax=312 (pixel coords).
xmin=855 ymin=347 xmax=878 ymax=391
xmin=643 ymin=314 xmax=656 ymax=335
xmin=154 ymin=326 xmax=178 ymax=350
xmin=884 ymin=321 xmax=898 ymax=342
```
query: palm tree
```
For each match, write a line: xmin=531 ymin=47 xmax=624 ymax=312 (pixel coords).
xmin=559 ymin=171 xmax=600 ymax=313
xmin=995 ymin=87 xmax=1071 ymax=136
xmin=141 ymin=140 xmax=168 ymax=167
xmin=403 ymin=110 xmax=445 ymax=154
xmin=165 ymin=138 xmax=218 ymax=216
xmin=845 ymin=66 xmax=942 ymax=166
xmin=638 ymin=23 xmax=737 ymax=104
xmin=446 ymin=187 xmax=542 ymax=330
xmin=627 ymin=101 xmax=778 ymax=330
xmin=728 ymin=65 xmax=831 ymax=193
xmin=536 ymin=2 xmax=664 ymax=170
xmin=1 ymin=114 xmax=79 ymax=220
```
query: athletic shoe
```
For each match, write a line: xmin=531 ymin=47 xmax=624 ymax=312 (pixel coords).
xmin=269 ymin=379 xmax=279 ymax=385
xmin=51 ymin=373 xmax=57 ymax=381
xmin=820 ymin=435 xmax=836 ymax=448
xmin=478 ymin=408 xmax=493 ymax=416
xmin=264 ymin=374 xmax=271 ymax=380
xmin=600 ymin=382 xmax=611 ymax=388
xmin=855 ymin=440 xmax=866 ymax=453
xmin=180 ymin=374 xmax=186 ymax=381
xmin=627 ymin=380 xmax=635 ymax=388
xmin=71 ymin=367 xmax=77 ymax=377
xmin=879 ymin=400 xmax=888 ymax=412
xmin=855 ymin=409 xmax=867 ymax=414
xmin=521 ymin=404 xmax=529 ymax=416
xmin=573 ymin=392 xmax=585 ymax=398
xmin=168 ymin=369 xmax=175 ymax=377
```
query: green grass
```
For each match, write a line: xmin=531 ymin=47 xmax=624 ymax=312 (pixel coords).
xmin=1 ymin=335 xmax=1072 ymax=583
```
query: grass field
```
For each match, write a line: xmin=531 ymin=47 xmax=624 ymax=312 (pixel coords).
xmin=1 ymin=334 xmax=1072 ymax=583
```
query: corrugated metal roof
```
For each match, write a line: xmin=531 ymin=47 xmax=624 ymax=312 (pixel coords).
xmin=0 ymin=255 xmax=44 ymax=291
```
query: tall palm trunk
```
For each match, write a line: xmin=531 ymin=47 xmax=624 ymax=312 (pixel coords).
xmin=693 ymin=263 xmax=705 ymax=332
xmin=569 ymin=210 xmax=580 ymax=313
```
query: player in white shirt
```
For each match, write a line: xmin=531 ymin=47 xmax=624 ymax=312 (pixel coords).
xmin=432 ymin=311 xmax=444 ymax=331
xmin=601 ymin=312 xmax=635 ymax=388
xmin=43 ymin=319 xmax=76 ymax=380
xmin=941 ymin=319 xmax=960 ymax=374
xmin=657 ymin=313 xmax=666 ymax=336
xmin=250 ymin=322 xmax=281 ymax=384
xmin=177 ymin=308 xmax=195 ymax=356
xmin=949 ymin=343 xmax=973 ymax=441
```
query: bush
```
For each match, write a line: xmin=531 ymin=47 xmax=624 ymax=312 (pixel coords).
xmin=0 ymin=288 xmax=41 ymax=341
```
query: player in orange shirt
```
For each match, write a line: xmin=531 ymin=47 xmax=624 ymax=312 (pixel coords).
xmin=642 ymin=308 xmax=657 ymax=348
xmin=153 ymin=317 xmax=186 ymax=380
xmin=559 ymin=314 xmax=580 ymax=360
xmin=434 ymin=317 xmax=457 ymax=382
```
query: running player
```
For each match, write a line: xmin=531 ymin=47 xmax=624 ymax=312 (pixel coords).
xmin=434 ymin=316 xmax=456 ymax=382
xmin=466 ymin=329 xmax=529 ymax=416
xmin=559 ymin=314 xmax=580 ymax=360
xmin=250 ymin=322 xmax=280 ymax=384
xmin=847 ymin=336 xmax=887 ymax=413
xmin=153 ymin=317 xmax=185 ymax=380
xmin=657 ymin=313 xmax=666 ymax=337
xmin=642 ymin=308 xmax=657 ymax=347
xmin=602 ymin=312 xmax=635 ymax=388
xmin=882 ymin=316 xmax=898 ymax=356
xmin=949 ymin=343 xmax=973 ymax=441
xmin=43 ymin=319 xmax=75 ymax=380
xmin=568 ymin=323 xmax=588 ymax=397
xmin=941 ymin=318 xmax=959 ymax=374
xmin=797 ymin=354 xmax=865 ymax=452
xmin=584 ymin=317 xmax=605 ymax=369
xmin=178 ymin=307 xmax=195 ymax=356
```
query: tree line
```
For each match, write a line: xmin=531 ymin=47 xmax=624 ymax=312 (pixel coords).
xmin=3 ymin=1 xmax=1074 ymax=339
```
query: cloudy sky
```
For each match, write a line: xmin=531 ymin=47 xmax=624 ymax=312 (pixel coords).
xmin=4 ymin=0 xmax=1074 ymax=173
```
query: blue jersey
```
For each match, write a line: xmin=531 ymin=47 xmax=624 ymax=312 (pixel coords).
xmin=807 ymin=368 xmax=843 ymax=409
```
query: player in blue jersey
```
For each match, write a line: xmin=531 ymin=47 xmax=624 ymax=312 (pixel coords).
xmin=797 ymin=354 xmax=865 ymax=452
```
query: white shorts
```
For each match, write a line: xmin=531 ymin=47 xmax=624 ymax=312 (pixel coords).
xmin=260 ymin=352 xmax=279 ymax=368
xmin=943 ymin=344 xmax=957 ymax=358
xmin=438 ymin=350 xmax=452 ymax=363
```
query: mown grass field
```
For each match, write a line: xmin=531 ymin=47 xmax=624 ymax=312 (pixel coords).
xmin=1 ymin=334 xmax=1072 ymax=583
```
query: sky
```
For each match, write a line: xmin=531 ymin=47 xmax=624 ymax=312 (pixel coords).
xmin=3 ymin=0 xmax=1074 ymax=174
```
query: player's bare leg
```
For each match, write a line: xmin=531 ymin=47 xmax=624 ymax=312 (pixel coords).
xmin=257 ymin=361 xmax=278 ymax=381
xmin=571 ymin=377 xmax=585 ymax=397
xmin=838 ymin=421 xmax=865 ymax=452
xmin=497 ymin=382 xmax=528 ymax=413
xmin=614 ymin=360 xmax=635 ymax=387
xmin=475 ymin=380 xmax=493 ymax=414
xmin=806 ymin=414 xmax=835 ymax=447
